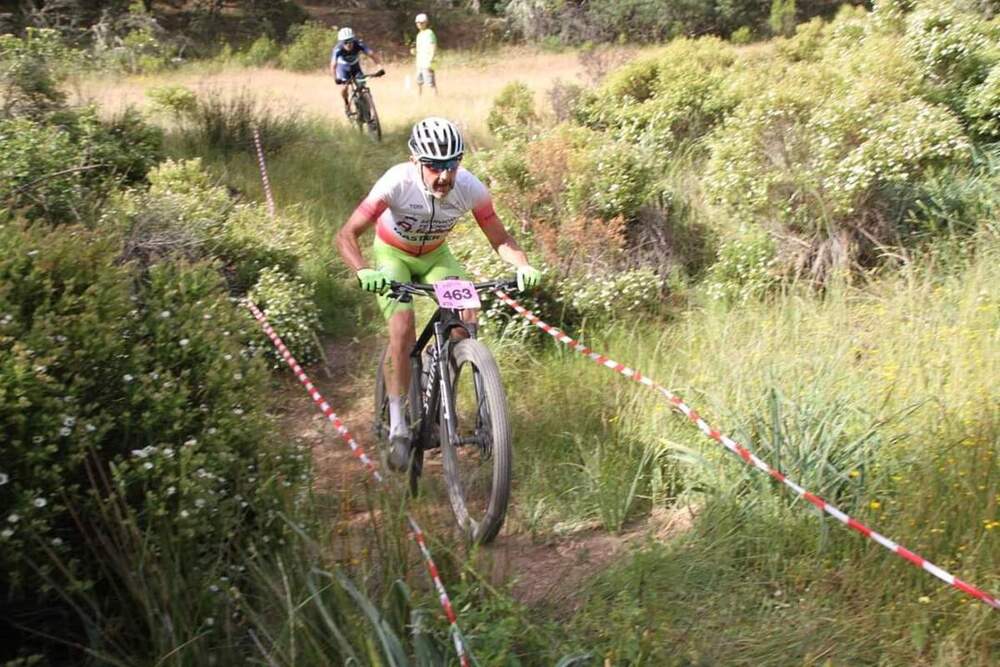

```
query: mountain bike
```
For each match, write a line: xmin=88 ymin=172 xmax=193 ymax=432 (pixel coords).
xmin=373 ymin=278 xmax=517 ymax=544
xmin=346 ymin=68 xmax=384 ymax=142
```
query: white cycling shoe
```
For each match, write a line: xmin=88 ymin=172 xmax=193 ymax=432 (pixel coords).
xmin=387 ymin=433 xmax=411 ymax=472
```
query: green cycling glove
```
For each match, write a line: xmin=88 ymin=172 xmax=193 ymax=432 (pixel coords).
xmin=516 ymin=264 xmax=541 ymax=291
xmin=356 ymin=268 xmax=388 ymax=293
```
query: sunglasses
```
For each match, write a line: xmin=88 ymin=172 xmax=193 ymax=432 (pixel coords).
xmin=420 ymin=158 xmax=460 ymax=173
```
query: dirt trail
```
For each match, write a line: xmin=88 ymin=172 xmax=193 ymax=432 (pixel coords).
xmin=275 ymin=333 xmax=694 ymax=607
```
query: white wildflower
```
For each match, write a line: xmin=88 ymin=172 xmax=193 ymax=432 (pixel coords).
xmin=33 ymin=498 xmax=46 ymax=508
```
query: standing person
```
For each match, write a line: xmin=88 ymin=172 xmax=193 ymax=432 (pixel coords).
xmin=330 ymin=26 xmax=382 ymax=118
xmin=413 ymin=13 xmax=437 ymax=96
xmin=335 ymin=117 xmax=540 ymax=470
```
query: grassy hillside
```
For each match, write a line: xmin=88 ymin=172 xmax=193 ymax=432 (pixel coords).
xmin=2 ymin=0 xmax=999 ymax=664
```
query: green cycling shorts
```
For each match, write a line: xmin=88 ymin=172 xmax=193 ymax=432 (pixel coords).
xmin=373 ymin=237 xmax=469 ymax=319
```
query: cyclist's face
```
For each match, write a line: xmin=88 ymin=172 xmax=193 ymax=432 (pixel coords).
xmin=417 ymin=158 xmax=460 ymax=199
xmin=343 ymin=40 xmax=356 ymax=51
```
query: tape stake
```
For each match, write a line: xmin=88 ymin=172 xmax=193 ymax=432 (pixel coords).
xmin=252 ymin=126 xmax=276 ymax=220
xmin=492 ymin=288 xmax=1000 ymax=611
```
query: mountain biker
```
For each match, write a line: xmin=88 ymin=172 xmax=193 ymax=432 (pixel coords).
xmin=335 ymin=117 xmax=541 ymax=471
xmin=412 ymin=12 xmax=437 ymax=96
xmin=330 ymin=27 xmax=382 ymax=118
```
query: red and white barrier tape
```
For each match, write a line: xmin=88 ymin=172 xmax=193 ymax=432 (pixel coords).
xmin=245 ymin=300 xmax=473 ymax=665
xmin=408 ymin=517 xmax=469 ymax=661
xmin=252 ymin=127 xmax=276 ymax=220
xmin=493 ymin=289 xmax=1000 ymax=611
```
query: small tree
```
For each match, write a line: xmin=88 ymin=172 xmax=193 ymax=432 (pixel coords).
xmin=769 ymin=0 xmax=797 ymax=37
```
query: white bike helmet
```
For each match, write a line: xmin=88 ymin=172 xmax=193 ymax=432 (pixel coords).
xmin=338 ymin=27 xmax=355 ymax=41
xmin=409 ymin=117 xmax=464 ymax=161
xmin=415 ymin=13 xmax=429 ymax=24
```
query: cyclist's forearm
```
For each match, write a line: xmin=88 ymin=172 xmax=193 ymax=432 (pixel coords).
xmin=336 ymin=210 xmax=376 ymax=271
xmin=495 ymin=238 xmax=529 ymax=268
xmin=336 ymin=230 xmax=367 ymax=272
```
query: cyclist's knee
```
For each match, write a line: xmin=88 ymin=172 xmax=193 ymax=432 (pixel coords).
xmin=387 ymin=311 xmax=416 ymax=348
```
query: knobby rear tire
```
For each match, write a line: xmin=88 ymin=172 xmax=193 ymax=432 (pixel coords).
xmin=441 ymin=338 xmax=512 ymax=544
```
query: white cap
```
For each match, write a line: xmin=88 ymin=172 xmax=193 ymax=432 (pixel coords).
xmin=415 ymin=13 xmax=428 ymax=24
xmin=337 ymin=27 xmax=354 ymax=41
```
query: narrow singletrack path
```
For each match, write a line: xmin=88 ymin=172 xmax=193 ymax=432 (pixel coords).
xmin=274 ymin=334 xmax=696 ymax=607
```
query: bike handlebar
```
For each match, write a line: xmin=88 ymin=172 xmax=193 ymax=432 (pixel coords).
xmin=386 ymin=278 xmax=519 ymax=301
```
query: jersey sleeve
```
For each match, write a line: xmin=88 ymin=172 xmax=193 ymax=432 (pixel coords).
xmin=465 ymin=172 xmax=499 ymax=229
xmin=353 ymin=165 xmax=400 ymax=220
xmin=358 ymin=40 xmax=373 ymax=55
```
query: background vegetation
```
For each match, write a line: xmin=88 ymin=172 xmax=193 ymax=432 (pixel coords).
xmin=2 ymin=0 xmax=999 ymax=665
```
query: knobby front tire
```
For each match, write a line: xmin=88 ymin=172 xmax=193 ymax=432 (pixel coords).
xmin=353 ymin=92 xmax=369 ymax=134
xmin=441 ymin=338 xmax=512 ymax=544
xmin=361 ymin=89 xmax=382 ymax=142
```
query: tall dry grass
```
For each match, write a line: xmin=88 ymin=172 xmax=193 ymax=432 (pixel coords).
xmin=72 ymin=47 xmax=589 ymax=142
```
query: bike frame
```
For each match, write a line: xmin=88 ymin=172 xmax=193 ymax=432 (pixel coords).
xmin=386 ymin=280 xmax=515 ymax=473
xmin=346 ymin=69 xmax=383 ymax=117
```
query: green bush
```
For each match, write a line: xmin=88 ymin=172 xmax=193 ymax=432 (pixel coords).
xmin=147 ymin=84 xmax=198 ymax=115
xmin=219 ymin=203 xmax=314 ymax=289
xmin=238 ymin=35 xmax=281 ymax=67
xmin=730 ymin=25 xmax=755 ymax=44
xmin=0 ymin=107 xmax=162 ymax=225
xmin=0 ymin=28 xmax=75 ymax=118
xmin=964 ymin=63 xmax=1000 ymax=139
xmin=487 ymin=81 xmax=538 ymax=140
xmin=566 ymin=137 xmax=652 ymax=221
xmin=280 ymin=21 xmax=338 ymax=72
xmin=705 ymin=227 xmax=780 ymax=302
xmin=70 ymin=106 xmax=164 ymax=185
xmin=703 ymin=72 xmax=970 ymax=279
xmin=0 ymin=221 xmax=306 ymax=652
xmin=248 ymin=267 xmax=322 ymax=367
xmin=775 ymin=16 xmax=828 ymax=61
xmin=769 ymin=0 xmax=799 ymax=37
xmin=578 ymin=38 xmax=739 ymax=149
xmin=902 ymin=2 xmax=997 ymax=107
xmin=115 ymin=158 xmax=311 ymax=288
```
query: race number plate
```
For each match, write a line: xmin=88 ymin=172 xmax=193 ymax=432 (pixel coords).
xmin=433 ymin=279 xmax=481 ymax=310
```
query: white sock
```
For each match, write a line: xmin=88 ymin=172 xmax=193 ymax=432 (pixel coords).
xmin=388 ymin=395 xmax=407 ymax=438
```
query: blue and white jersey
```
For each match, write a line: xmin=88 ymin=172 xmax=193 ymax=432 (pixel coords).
xmin=331 ymin=39 xmax=371 ymax=67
